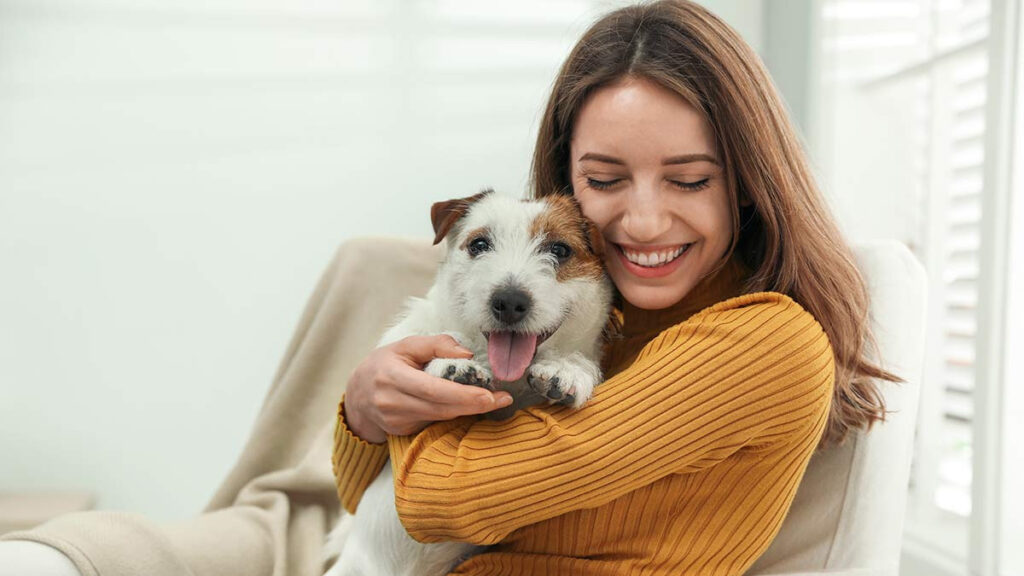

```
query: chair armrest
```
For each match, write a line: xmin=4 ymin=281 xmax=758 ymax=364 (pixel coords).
xmin=0 ymin=541 xmax=82 ymax=576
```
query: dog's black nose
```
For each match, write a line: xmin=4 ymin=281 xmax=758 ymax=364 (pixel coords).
xmin=490 ymin=288 xmax=532 ymax=325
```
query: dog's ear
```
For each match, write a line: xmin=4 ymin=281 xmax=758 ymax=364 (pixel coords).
xmin=558 ymin=194 xmax=605 ymax=258
xmin=430 ymin=189 xmax=493 ymax=245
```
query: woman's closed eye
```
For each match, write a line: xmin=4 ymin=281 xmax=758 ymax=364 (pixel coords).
xmin=585 ymin=177 xmax=622 ymax=190
xmin=670 ymin=178 xmax=711 ymax=191
xmin=585 ymin=176 xmax=712 ymax=191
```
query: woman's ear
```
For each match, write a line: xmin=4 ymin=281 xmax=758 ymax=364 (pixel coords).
xmin=430 ymin=188 xmax=493 ymax=245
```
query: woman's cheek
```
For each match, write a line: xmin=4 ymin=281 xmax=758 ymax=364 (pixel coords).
xmin=687 ymin=190 xmax=729 ymax=230
xmin=571 ymin=186 xmax=597 ymax=222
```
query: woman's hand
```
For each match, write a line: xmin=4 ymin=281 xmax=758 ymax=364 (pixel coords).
xmin=343 ymin=335 xmax=514 ymax=444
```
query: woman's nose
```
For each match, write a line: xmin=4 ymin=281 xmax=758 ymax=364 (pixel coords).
xmin=621 ymin=188 xmax=672 ymax=242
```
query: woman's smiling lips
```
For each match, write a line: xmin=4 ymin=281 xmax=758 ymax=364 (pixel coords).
xmin=613 ymin=242 xmax=694 ymax=278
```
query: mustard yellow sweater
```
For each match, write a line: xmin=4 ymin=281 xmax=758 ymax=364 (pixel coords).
xmin=332 ymin=257 xmax=834 ymax=576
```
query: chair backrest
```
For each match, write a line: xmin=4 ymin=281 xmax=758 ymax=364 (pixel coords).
xmin=746 ymin=241 xmax=927 ymax=576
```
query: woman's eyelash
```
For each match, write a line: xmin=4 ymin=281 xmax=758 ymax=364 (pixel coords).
xmin=586 ymin=177 xmax=620 ymax=190
xmin=585 ymin=177 xmax=711 ymax=191
xmin=671 ymin=178 xmax=711 ymax=191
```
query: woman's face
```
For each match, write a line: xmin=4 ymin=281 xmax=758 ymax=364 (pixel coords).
xmin=570 ymin=76 xmax=733 ymax=310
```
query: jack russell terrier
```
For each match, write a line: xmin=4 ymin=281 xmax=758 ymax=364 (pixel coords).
xmin=323 ymin=189 xmax=613 ymax=576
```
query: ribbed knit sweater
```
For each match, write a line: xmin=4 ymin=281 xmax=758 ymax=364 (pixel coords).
xmin=332 ymin=256 xmax=835 ymax=576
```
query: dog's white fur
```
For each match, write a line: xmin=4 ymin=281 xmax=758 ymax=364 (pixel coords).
xmin=321 ymin=193 xmax=611 ymax=576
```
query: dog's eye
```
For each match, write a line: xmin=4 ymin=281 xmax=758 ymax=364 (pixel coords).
xmin=468 ymin=237 xmax=492 ymax=257
xmin=549 ymin=242 xmax=572 ymax=261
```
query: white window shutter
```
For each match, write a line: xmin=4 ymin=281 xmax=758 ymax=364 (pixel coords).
xmin=819 ymin=0 xmax=992 ymax=562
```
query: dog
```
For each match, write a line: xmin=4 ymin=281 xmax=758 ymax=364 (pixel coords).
xmin=322 ymin=189 xmax=613 ymax=576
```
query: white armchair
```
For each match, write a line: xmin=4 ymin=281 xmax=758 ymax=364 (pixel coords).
xmin=747 ymin=240 xmax=927 ymax=576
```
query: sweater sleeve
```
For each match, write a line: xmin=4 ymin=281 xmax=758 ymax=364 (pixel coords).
xmin=331 ymin=394 xmax=391 ymax=514
xmin=386 ymin=292 xmax=835 ymax=545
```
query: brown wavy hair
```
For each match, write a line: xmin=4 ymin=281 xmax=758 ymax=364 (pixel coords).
xmin=530 ymin=0 xmax=899 ymax=448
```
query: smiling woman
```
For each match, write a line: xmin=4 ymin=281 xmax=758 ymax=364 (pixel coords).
xmin=328 ymin=2 xmax=900 ymax=576
xmin=570 ymin=76 xmax=733 ymax=309
xmin=531 ymin=0 xmax=899 ymax=450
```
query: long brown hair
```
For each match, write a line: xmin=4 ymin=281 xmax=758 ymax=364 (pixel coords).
xmin=530 ymin=0 xmax=899 ymax=448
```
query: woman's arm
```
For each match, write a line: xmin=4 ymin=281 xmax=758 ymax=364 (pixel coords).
xmin=332 ymin=396 xmax=392 ymax=514
xmin=331 ymin=334 xmax=513 ymax=514
xmin=387 ymin=292 xmax=835 ymax=545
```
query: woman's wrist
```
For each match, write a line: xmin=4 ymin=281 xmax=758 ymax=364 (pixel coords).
xmin=343 ymin=395 xmax=386 ymax=445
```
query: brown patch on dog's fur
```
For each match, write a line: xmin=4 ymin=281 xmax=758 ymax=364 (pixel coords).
xmin=529 ymin=194 xmax=607 ymax=282
xmin=459 ymin=227 xmax=490 ymax=252
xmin=431 ymin=189 xmax=493 ymax=245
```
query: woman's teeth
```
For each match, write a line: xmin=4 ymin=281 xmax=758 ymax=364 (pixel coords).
xmin=622 ymin=244 xmax=692 ymax=268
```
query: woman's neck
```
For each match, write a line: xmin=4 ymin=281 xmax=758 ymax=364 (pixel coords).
xmin=618 ymin=255 xmax=750 ymax=338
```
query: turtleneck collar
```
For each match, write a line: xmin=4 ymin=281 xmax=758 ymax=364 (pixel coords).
xmin=616 ymin=254 xmax=751 ymax=339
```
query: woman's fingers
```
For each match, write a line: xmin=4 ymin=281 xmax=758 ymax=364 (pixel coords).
xmin=389 ymin=334 xmax=513 ymax=412
xmin=375 ymin=376 xmax=513 ymax=436
xmin=348 ymin=334 xmax=514 ymax=439
xmin=394 ymin=334 xmax=474 ymax=366
xmin=393 ymin=364 xmax=512 ymax=415
xmin=389 ymin=392 xmax=478 ymax=429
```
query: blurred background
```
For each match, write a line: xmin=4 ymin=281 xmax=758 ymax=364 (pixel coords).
xmin=0 ymin=0 xmax=1020 ymax=574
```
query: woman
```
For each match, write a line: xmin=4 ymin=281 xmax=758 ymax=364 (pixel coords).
xmin=336 ymin=1 xmax=895 ymax=575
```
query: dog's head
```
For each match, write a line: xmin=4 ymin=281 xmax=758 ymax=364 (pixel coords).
xmin=431 ymin=189 xmax=608 ymax=382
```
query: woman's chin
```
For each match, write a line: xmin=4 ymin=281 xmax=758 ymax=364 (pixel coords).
xmin=616 ymin=284 xmax=692 ymax=311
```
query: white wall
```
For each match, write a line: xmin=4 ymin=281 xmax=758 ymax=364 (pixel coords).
xmin=0 ymin=0 xmax=768 ymax=522
xmin=762 ymin=0 xmax=814 ymax=137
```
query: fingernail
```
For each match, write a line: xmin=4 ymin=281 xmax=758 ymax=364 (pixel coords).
xmin=456 ymin=346 xmax=474 ymax=355
xmin=497 ymin=394 xmax=513 ymax=407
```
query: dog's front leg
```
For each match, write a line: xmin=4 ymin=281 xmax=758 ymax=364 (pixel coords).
xmin=526 ymin=350 xmax=602 ymax=409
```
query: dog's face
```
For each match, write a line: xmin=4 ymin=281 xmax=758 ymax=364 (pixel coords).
xmin=431 ymin=190 xmax=607 ymax=382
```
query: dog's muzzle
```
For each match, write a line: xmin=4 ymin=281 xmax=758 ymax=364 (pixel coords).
xmin=485 ymin=287 xmax=547 ymax=382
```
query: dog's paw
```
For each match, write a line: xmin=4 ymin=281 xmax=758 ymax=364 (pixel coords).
xmin=425 ymin=358 xmax=494 ymax=390
xmin=526 ymin=360 xmax=598 ymax=409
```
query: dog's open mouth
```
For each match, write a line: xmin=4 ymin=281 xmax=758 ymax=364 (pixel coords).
xmin=483 ymin=331 xmax=552 ymax=382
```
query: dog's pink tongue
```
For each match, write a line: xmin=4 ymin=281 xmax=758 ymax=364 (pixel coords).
xmin=487 ymin=331 xmax=538 ymax=382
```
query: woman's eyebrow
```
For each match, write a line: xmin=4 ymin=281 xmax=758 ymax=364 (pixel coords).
xmin=578 ymin=152 xmax=625 ymax=165
xmin=663 ymin=153 xmax=719 ymax=166
xmin=577 ymin=152 xmax=719 ymax=165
